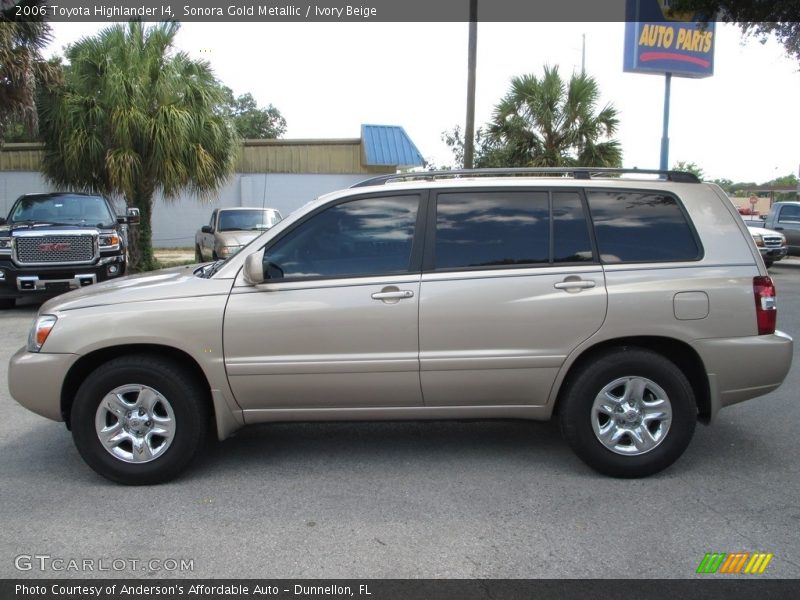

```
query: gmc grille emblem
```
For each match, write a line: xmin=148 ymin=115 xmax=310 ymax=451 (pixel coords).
xmin=38 ymin=242 xmax=71 ymax=252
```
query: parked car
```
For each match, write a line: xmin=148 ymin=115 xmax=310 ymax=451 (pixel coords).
xmin=195 ymin=207 xmax=281 ymax=262
xmin=760 ymin=201 xmax=800 ymax=256
xmin=0 ymin=192 xmax=138 ymax=309
xmin=746 ymin=225 xmax=787 ymax=267
xmin=8 ymin=169 xmax=793 ymax=484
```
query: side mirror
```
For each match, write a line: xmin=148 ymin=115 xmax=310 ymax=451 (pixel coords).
xmin=116 ymin=216 xmax=126 ymax=224
xmin=201 ymin=225 xmax=213 ymax=234
xmin=0 ymin=217 xmax=6 ymax=226
xmin=126 ymin=207 xmax=140 ymax=225
xmin=243 ymin=250 xmax=266 ymax=285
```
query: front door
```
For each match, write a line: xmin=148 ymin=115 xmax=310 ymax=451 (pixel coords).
xmin=223 ymin=193 xmax=424 ymax=410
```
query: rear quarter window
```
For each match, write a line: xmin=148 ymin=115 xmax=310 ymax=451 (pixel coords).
xmin=586 ymin=190 xmax=701 ymax=263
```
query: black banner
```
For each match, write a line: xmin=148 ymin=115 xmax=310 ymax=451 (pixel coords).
xmin=3 ymin=579 xmax=800 ymax=600
xmin=5 ymin=0 xmax=630 ymax=23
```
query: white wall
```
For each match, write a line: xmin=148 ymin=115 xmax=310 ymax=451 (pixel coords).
xmin=0 ymin=172 xmax=370 ymax=247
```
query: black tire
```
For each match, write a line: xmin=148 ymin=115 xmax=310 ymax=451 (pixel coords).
xmin=559 ymin=347 xmax=696 ymax=478
xmin=764 ymin=259 xmax=773 ymax=268
xmin=71 ymin=355 xmax=209 ymax=485
xmin=0 ymin=298 xmax=15 ymax=309
xmin=195 ymin=245 xmax=203 ymax=262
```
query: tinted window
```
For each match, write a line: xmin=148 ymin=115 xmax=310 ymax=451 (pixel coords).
xmin=219 ymin=209 xmax=280 ymax=231
xmin=10 ymin=194 xmax=114 ymax=227
xmin=435 ymin=192 xmax=549 ymax=269
xmin=778 ymin=205 xmax=800 ymax=223
xmin=265 ymin=195 xmax=419 ymax=279
xmin=553 ymin=193 xmax=593 ymax=263
xmin=587 ymin=191 xmax=699 ymax=263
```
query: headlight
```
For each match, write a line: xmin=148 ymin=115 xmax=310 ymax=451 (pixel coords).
xmin=218 ymin=245 xmax=243 ymax=257
xmin=752 ymin=234 xmax=764 ymax=247
xmin=0 ymin=238 xmax=11 ymax=253
xmin=28 ymin=315 xmax=58 ymax=352
xmin=99 ymin=233 xmax=120 ymax=249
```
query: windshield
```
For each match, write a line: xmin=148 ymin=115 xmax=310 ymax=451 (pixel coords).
xmin=10 ymin=194 xmax=115 ymax=227
xmin=218 ymin=209 xmax=280 ymax=232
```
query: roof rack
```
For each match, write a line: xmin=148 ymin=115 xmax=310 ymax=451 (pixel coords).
xmin=350 ymin=167 xmax=701 ymax=188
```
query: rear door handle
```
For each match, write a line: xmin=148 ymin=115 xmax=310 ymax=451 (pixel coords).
xmin=371 ymin=290 xmax=414 ymax=300
xmin=554 ymin=279 xmax=596 ymax=290
xmin=774 ymin=227 xmax=784 ymax=231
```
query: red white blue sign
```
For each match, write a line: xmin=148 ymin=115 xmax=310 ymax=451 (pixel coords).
xmin=624 ymin=0 xmax=715 ymax=78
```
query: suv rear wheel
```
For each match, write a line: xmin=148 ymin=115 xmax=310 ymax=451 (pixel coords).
xmin=71 ymin=355 xmax=208 ymax=485
xmin=559 ymin=347 xmax=696 ymax=478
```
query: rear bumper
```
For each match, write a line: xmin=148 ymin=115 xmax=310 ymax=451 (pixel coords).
xmin=693 ymin=331 xmax=793 ymax=422
xmin=8 ymin=347 xmax=78 ymax=422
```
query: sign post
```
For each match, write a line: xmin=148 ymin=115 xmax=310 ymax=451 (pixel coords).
xmin=624 ymin=0 xmax=715 ymax=171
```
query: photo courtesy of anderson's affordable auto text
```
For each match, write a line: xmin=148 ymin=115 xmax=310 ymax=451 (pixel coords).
xmin=2 ymin=0 xmax=800 ymax=599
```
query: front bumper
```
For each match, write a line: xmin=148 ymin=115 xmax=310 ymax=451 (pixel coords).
xmin=693 ymin=331 xmax=793 ymax=422
xmin=8 ymin=347 xmax=78 ymax=422
xmin=0 ymin=256 xmax=125 ymax=300
xmin=759 ymin=247 xmax=787 ymax=261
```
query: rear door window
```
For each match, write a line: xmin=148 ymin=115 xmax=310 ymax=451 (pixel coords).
xmin=432 ymin=190 xmax=596 ymax=270
xmin=434 ymin=191 xmax=550 ymax=269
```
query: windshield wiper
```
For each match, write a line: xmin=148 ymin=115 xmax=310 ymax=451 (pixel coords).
xmin=200 ymin=259 xmax=226 ymax=278
xmin=11 ymin=220 xmax=52 ymax=229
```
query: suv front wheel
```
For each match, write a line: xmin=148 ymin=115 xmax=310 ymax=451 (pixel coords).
xmin=71 ymin=355 xmax=209 ymax=485
xmin=559 ymin=347 xmax=696 ymax=478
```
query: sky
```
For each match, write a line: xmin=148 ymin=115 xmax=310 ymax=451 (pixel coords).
xmin=46 ymin=21 xmax=800 ymax=184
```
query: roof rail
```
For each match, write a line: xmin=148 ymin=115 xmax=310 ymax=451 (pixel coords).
xmin=350 ymin=167 xmax=701 ymax=188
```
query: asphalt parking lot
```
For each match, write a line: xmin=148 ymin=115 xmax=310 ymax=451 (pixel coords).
xmin=1 ymin=264 xmax=799 ymax=580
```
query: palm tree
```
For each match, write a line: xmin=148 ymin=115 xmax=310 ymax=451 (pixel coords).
xmin=0 ymin=1 xmax=62 ymax=142
xmin=38 ymin=21 xmax=237 ymax=271
xmin=487 ymin=66 xmax=622 ymax=168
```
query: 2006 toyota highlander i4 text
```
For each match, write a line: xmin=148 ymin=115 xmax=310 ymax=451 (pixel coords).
xmin=8 ymin=168 xmax=793 ymax=484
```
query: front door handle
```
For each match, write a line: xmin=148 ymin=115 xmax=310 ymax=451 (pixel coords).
xmin=371 ymin=290 xmax=414 ymax=300
xmin=773 ymin=227 xmax=784 ymax=231
xmin=554 ymin=278 xmax=596 ymax=291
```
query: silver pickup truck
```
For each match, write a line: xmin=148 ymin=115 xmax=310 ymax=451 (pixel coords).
xmin=195 ymin=207 xmax=281 ymax=261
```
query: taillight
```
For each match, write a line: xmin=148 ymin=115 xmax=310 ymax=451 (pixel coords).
xmin=753 ymin=276 xmax=777 ymax=335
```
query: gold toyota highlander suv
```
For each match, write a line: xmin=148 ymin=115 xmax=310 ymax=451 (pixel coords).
xmin=8 ymin=169 xmax=794 ymax=484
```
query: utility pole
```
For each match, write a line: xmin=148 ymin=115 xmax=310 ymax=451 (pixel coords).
xmin=463 ymin=0 xmax=478 ymax=169
xmin=660 ymin=73 xmax=672 ymax=171
xmin=581 ymin=33 xmax=586 ymax=74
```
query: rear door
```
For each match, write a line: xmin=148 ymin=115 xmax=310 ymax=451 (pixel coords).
xmin=418 ymin=188 xmax=607 ymax=406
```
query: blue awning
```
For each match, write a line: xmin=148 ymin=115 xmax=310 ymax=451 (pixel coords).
xmin=361 ymin=125 xmax=425 ymax=168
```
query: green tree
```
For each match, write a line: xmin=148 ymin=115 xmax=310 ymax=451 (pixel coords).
xmin=441 ymin=125 xmax=511 ymax=169
xmin=486 ymin=66 xmax=622 ymax=168
xmin=0 ymin=1 xmax=62 ymax=143
xmin=671 ymin=1 xmax=800 ymax=61
xmin=38 ymin=21 xmax=237 ymax=271
xmin=220 ymin=87 xmax=286 ymax=139
xmin=672 ymin=160 xmax=705 ymax=179
xmin=711 ymin=177 xmax=734 ymax=193
xmin=765 ymin=173 xmax=799 ymax=202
